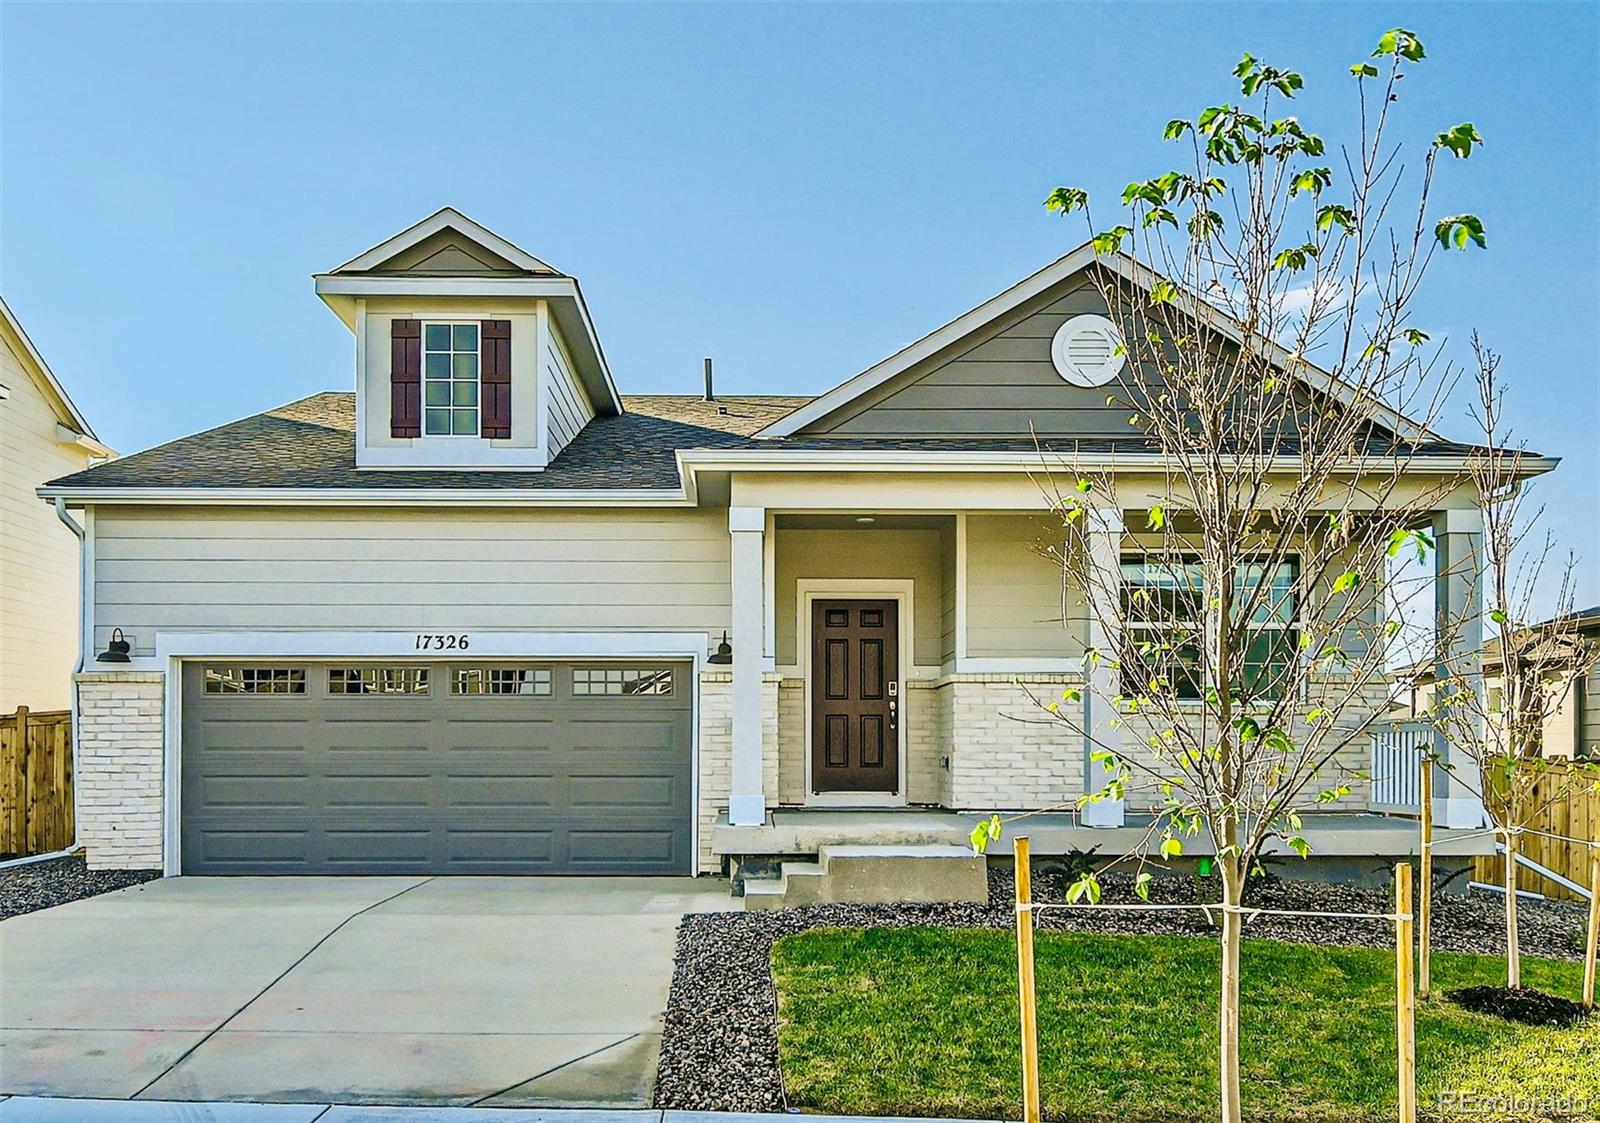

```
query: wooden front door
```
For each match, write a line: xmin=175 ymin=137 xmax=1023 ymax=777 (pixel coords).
xmin=810 ymin=599 xmax=899 ymax=794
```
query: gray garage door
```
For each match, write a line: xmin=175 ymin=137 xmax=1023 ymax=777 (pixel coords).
xmin=180 ymin=660 xmax=692 ymax=875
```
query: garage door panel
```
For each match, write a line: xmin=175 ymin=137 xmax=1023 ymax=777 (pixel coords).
xmin=181 ymin=660 xmax=692 ymax=875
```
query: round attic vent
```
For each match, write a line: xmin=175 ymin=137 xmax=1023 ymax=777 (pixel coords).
xmin=1050 ymin=314 xmax=1125 ymax=387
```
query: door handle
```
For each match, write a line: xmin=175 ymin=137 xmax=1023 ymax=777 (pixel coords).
xmin=889 ymin=697 xmax=898 ymax=729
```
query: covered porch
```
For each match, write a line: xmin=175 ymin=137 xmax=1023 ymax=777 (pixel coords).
xmin=701 ymin=490 xmax=1488 ymax=873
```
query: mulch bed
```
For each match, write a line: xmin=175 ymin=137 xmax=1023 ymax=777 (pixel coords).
xmin=1445 ymin=984 xmax=1592 ymax=1027
xmin=653 ymin=870 xmax=1590 ymax=1112
xmin=0 ymin=854 xmax=161 ymax=920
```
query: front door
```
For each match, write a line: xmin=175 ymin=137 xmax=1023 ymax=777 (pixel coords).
xmin=810 ymin=599 xmax=899 ymax=794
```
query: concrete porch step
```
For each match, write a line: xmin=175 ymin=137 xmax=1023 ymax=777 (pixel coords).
xmin=742 ymin=843 xmax=987 ymax=911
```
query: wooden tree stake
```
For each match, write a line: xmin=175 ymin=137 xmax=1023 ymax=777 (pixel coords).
xmin=1418 ymin=755 xmax=1433 ymax=1000
xmin=1014 ymin=836 xmax=1042 ymax=1123
xmin=1395 ymin=862 xmax=1417 ymax=1123
xmin=1583 ymin=853 xmax=1599 ymax=1012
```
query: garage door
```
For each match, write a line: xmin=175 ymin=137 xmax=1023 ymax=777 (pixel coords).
xmin=180 ymin=660 xmax=693 ymax=875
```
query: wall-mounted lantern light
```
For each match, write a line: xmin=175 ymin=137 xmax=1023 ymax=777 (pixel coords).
xmin=96 ymin=628 xmax=132 ymax=663
xmin=708 ymin=631 xmax=733 ymax=665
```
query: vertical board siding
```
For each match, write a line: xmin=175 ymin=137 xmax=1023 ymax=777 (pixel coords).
xmin=544 ymin=321 xmax=594 ymax=457
xmin=0 ymin=707 xmax=74 ymax=858
xmin=0 ymin=336 xmax=93 ymax=712
xmin=1472 ymin=763 xmax=1599 ymax=902
xmin=92 ymin=507 xmax=731 ymax=655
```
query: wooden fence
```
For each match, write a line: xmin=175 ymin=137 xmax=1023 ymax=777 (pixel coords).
xmin=0 ymin=707 xmax=74 ymax=859
xmin=1473 ymin=762 xmax=1600 ymax=902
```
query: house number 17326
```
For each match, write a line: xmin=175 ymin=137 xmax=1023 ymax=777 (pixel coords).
xmin=414 ymin=633 xmax=470 ymax=651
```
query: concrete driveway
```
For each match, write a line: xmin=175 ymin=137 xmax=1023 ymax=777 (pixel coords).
xmin=0 ymin=876 xmax=731 ymax=1107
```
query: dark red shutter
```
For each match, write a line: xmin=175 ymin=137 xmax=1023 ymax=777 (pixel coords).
xmin=390 ymin=319 xmax=421 ymax=438
xmin=481 ymin=320 xmax=512 ymax=440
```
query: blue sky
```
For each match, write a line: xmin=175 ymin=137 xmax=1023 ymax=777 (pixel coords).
xmin=3 ymin=2 xmax=1595 ymax=610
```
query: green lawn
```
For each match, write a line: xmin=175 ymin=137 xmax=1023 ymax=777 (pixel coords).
xmin=771 ymin=928 xmax=1596 ymax=1123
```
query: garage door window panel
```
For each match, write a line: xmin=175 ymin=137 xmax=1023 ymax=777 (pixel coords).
xmin=203 ymin=666 xmax=306 ymax=695
xmin=329 ymin=667 xmax=431 ymax=695
xmin=454 ymin=667 xmax=553 ymax=696
xmin=573 ymin=667 xmax=674 ymax=696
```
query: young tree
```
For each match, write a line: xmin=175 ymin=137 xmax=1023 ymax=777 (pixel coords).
xmin=1428 ymin=336 xmax=1600 ymax=990
xmin=972 ymin=29 xmax=1516 ymax=1123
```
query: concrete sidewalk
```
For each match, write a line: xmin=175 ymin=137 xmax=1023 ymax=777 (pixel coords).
xmin=0 ymin=1099 xmax=980 ymax=1123
xmin=0 ymin=877 xmax=733 ymax=1107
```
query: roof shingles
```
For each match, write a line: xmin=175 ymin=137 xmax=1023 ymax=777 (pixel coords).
xmin=45 ymin=391 xmax=1500 ymax=493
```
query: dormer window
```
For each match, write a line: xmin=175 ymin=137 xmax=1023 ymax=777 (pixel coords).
xmin=423 ymin=322 xmax=479 ymax=436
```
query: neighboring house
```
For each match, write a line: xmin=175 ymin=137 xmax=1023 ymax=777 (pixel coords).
xmin=40 ymin=208 xmax=1548 ymax=878
xmin=0 ymin=297 xmax=113 ymax=712
xmin=1398 ymin=606 xmax=1598 ymax=761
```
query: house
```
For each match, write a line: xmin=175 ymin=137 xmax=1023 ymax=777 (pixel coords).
xmin=39 ymin=208 xmax=1548 ymax=883
xmin=1 ymin=297 xmax=113 ymax=713
xmin=1397 ymin=606 xmax=1598 ymax=760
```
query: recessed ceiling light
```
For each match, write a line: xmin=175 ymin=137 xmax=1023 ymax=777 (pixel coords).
xmin=855 ymin=516 xmax=876 ymax=526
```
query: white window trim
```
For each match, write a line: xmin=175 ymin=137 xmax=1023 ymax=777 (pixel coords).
xmin=795 ymin=579 xmax=913 ymax=809
xmin=420 ymin=320 xmax=483 ymax=439
xmin=353 ymin=305 xmax=551 ymax=470
xmin=153 ymin=629 xmax=709 ymax=877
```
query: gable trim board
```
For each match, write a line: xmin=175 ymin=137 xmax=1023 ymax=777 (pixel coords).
xmin=756 ymin=244 xmax=1432 ymax=443
xmin=329 ymin=206 xmax=564 ymax=277
xmin=0 ymin=296 xmax=110 ymax=450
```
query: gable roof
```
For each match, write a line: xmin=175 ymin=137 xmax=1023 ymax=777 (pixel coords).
xmin=313 ymin=208 xmax=622 ymax=417
xmin=41 ymin=388 xmax=1513 ymax=504
xmin=757 ymin=244 xmax=1434 ymax=441
xmin=0 ymin=294 xmax=111 ymax=451
xmin=41 ymin=392 xmax=809 ymax=495
xmin=327 ymin=207 xmax=564 ymax=276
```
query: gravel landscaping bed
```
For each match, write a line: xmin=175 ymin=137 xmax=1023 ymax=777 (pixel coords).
xmin=0 ymin=854 xmax=161 ymax=920
xmin=654 ymin=870 xmax=1590 ymax=1112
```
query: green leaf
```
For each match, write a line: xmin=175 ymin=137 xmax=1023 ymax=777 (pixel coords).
xmin=1434 ymin=122 xmax=1483 ymax=159
xmin=1286 ymin=836 xmax=1312 ymax=859
xmin=1489 ymin=608 xmax=1509 ymax=625
xmin=1066 ymin=872 xmax=1102 ymax=905
xmin=1331 ymin=570 xmax=1361 ymax=595
xmin=1159 ymin=836 xmax=1183 ymax=860
xmin=1150 ymin=280 xmax=1180 ymax=305
xmin=1044 ymin=186 xmax=1089 ymax=215
xmin=1090 ymin=224 xmax=1133 ymax=255
xmin=1434 ymin=214 xmax=1487 ymax=250
xmin=1289 ymin=167 xmax=1332 ymax=197
xmin=1134 ymin=871 xmax=1154 ymax=901
xmin=1146 ymin=505 xmax=1166 ymax=531
xmin=1163 ymin=118 xmax=1192 ymax=141
xmin=1075 ymin=478 xmax=1093 ymax=494
xmin=1373 ymin=28 xmax=1425 ymax=62
xmin=1350 ymin=62 xmax=1379 ymax=79
xmin=1316 ymin=204 xmax=1355 ymax=233
xmin=1402 ymin=327 xmax=1430 ymax=346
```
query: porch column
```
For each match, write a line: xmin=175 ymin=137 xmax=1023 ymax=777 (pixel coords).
xmin=1081 ymin=508 xmax=1125 ymax=827
xmin=1431 ymin=508 xmax=1487 ymax=829
xmin=728 ymin=506 xmax=767 ymax=826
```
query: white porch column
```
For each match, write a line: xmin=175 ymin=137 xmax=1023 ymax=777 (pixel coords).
xmin=1081 ymin=508 xmax=1126 ymax=827
xmin=1431 ymin=508 xmax=1487 ymax=829
xmin=728 ymin=506 xmax=767 ymax=826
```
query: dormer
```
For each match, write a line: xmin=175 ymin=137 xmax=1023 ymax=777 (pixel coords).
xmin=314 ymin=208 xmax=621 ymax=470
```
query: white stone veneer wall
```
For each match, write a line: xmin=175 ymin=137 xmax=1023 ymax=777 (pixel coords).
xmin=76 ymin=671 xmax=165 ymax=870
xmin=941 ymin=673 xmax=1085 ymax=809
